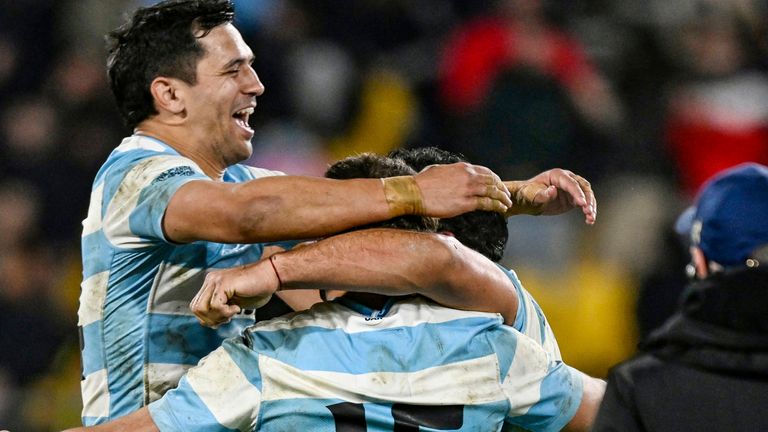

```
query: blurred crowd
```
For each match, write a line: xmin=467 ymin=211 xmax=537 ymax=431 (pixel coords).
xmin=1 ymin=0 xmax=767 ymax=429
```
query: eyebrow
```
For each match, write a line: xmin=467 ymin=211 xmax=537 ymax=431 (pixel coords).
xmin=222 ymin=55 xmax=254 ymax=71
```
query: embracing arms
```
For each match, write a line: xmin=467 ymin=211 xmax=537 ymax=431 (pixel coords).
xmin=191 ymin=229 xmax=519 ymax=326
xmin=164 ymin=162 xmax=511 ymax=243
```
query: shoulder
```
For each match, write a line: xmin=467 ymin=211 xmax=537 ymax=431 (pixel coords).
xmin=227 ymin=164 xmax=286 ymax=182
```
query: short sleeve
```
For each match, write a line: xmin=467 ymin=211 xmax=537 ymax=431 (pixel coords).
xmin=148 ymin=338 xmax=263 ymax=431
xmin=501 ymin=334 xmax=583 ymax=432
xmin=102 ymin=155 xmax=207 ymax=247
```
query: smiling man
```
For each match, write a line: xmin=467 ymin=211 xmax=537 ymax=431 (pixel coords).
xmin=77 ymin=0 xmax=596 ymax=426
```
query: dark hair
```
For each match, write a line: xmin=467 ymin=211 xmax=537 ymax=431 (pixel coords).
xmin=389 ymin=146 xmax=508 ymax=261
xmin=107 ymin=0 xmax=235 ymax=129
xmin=325 ymin=153 xmax=438 ymax=233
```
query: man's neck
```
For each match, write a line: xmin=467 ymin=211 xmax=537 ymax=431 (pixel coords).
xmin=134 ymin=122 xmax=226 ymax=180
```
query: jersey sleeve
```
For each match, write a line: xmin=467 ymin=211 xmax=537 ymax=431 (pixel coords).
xmin=102 ymin=155 xmax=208 ymax=247
xmin=501 ymin=333 xmax=583 ymax=432
xmin=148 ymin=337 xmax=263 ymax=431
xmin=499 ymin=264 xmax=562 ymax=361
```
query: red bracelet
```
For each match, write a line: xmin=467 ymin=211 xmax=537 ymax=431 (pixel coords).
xmin=269 ymin=255 xmax=283 ymax=289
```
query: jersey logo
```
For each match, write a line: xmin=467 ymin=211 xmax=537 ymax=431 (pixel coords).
xmin=152 ymin=166 xmax=195 ymax=184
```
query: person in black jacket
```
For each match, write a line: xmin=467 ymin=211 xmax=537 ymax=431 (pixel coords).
xmin=593 ymin=162 xmax=768 ymax=432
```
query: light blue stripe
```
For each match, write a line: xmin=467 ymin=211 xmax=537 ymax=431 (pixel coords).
xmin=149 ymin=378 xmax=238 ymax=432
xmin=499 ymin=265 xmax=527 ymax=334
xmin=147 ymin=314 xmax=254 ymax=365
xmin=81 ymin=321 xmax=104 ymax=376
xmin=82 ymin=415 xmax=106 ymax=427
xmin=507 ymin=362 xmax=582 ymax=432
xmin=246 ymin=316 xmax=500 ymax=374
xmin=81 ymin=231 xmax=113 ymax=278
xmin=485 ymin=323 xmax=519 ymax=380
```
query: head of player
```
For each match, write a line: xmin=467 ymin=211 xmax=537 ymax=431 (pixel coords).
xmin=325 ymin=153 xmax=438 ymax=233
xmin=107 ymin=0 xmax=262 ymax=174
xmin=390 ymin=146 xmax=508 ymax=262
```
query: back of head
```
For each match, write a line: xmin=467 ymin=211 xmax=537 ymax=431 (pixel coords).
xmin=325 ymin=153 xmax=437 ymax=233
xmin=676 ymin=163 xmax=768 ymax=269
xmin=107 ymin=0 xmax=235 ymax=129
xmin=389 ymin=147 xmax=508 ymax=261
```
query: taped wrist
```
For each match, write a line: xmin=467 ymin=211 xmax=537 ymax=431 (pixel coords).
xmin=381 ymin=176 xmax=426 ymax=216
xmin=506 ymin=181 xmax=543 ymax=216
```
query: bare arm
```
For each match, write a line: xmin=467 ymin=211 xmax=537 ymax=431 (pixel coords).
xmin=165 ymin=162 xmax=512 ymax=243
xmin=191 ymin=228 xmax=519 ymax=326
xmin=62 ymin=407 xmax=158 ymax=432
xmin=564 ymin=372 xmax=607 ymax=432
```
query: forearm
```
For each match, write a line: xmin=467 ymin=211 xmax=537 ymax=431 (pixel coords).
xmin=271 ymin=229 xmax=518 ymax=322
xmin=166 ymin=176 xmax=392 ymax=243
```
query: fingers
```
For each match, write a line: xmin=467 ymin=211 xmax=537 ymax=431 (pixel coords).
xmin=476 ymin=196 xmax=510 ymax=213
xmin=550 ymin=169 xmax=596 ymax=224
xmin=191 ymin=273 xmax=240 ymax=328
xmin=474 ymin=167 xmax=512 ymax=210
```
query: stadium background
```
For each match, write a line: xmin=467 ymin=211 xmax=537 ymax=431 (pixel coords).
xmin=1 ymin=0 xmax=767 ymax=429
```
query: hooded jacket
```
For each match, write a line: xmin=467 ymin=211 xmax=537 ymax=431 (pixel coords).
xmin=593 ymin=267 xmax=768 ymax=432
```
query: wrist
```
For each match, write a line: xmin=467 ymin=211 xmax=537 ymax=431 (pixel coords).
xmin=381 ymin=176 xmax=426 ymax=217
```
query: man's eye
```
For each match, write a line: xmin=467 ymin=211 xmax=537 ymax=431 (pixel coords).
xmin=229 ymin=69 xmax=240 ymax=75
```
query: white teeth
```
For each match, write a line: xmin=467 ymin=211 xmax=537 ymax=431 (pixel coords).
xmin=235 ymin=107 xmax=254 ymax=116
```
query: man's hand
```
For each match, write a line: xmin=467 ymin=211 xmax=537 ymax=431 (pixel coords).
xmin=415 ymin=162 xmax=512 ymax=217
xmin=505 ymin=169 xmax=597 ymax=224
xmin=190 ymin=260 xmax=279 ymax=327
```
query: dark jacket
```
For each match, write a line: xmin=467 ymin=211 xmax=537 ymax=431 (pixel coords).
xmin=593 ymin=268 xmax=768 ymax=432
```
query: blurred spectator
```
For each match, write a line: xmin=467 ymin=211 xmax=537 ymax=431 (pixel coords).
xmin=660 ymin=0 xmax=768 ymax=195
xmin=437 ymin=0 xmax=623 ymax=181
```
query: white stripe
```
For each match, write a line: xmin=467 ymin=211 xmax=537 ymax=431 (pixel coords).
xmin=146 ymin=363 xmax=193 ymax=403
xmin=254 ymin=298 xmax=501 ymax=334
xmin=502 ymin=333 xmax=549 ymax=417
xmin=148 ymin=262 xmax=206 ymax=315
xmin=245 ymin=165 xmax=285 ymax=178
xmin=103 ymin=155 xmax=202 ymax=249
xmin=114 ymin=135 xmax=166 ymax=153
xmin=81 ymin=369 xmax=110 ymax=418
xmin=81 ymin=182 xmax=105 ymax=237
xmin=187 ymin=348 xmax=261 ymax=431
xmin=261 ymin=354 xmax=504 ymax=405
xmin=521 ymin=292 xmax=543 ymax=346
xmin=78 ymin=271 xmax=109 ymax=326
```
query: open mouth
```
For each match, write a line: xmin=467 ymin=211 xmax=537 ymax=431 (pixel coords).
xmin=233 ymin=107 xmax=254 ymax=134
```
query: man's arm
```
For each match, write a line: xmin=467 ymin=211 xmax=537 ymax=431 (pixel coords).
xmin=505 ymin=168 xmax=597 ymax=224
xmin=191 ymin=228 xmax=519 ymax=326
xmin=164 ymin=162 xmax=511 ymax=243
xmin=564 ymin=372 xmax=607 ymax=432
xmin=62 ymin=407 xmax=158 ymax=432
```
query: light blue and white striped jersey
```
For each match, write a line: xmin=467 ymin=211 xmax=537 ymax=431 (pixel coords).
xmin=148 ymin=296 xmax=583 ymax=432
xmin=78 ymin=135 xmax=288 ymax=425
xmin=501 ymin=265 xmax=562 ymax=361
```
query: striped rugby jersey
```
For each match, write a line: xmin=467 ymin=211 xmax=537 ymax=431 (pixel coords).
xmin=78 ymin=135 xmax=287 ymax=425
xmin=501 ymin=265 xmax=562 ymax=361
xmin=148 ymin=296 xmax=583 ymax=432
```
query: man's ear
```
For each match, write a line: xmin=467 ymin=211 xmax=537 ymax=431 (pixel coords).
xmin=691 ymin=246 xmax=708 ymax=279
xmin=149 ymin=77 xmax=186 ymax=117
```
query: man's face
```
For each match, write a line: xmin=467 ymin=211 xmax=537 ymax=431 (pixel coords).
xmin=183 ymin=24 xmax=264 ymax=165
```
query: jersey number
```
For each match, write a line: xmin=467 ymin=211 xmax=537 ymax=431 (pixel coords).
xmin=327 ymin=402 xmax=464 ymax=431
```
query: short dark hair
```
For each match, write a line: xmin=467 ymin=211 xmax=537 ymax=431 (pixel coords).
xmin=390 ymin=147 xmax=508 ymax=261
xmin=325 ymin=153 xmax=438 ymax=233
xmin=107 ymin=0 xmax=235 ymax=129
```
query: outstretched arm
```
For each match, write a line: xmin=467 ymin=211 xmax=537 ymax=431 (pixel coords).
xmin=505 ymin=168 xmax=597 ymax=224
xmin=165 ymin=162 xmax=511 ymax=243
xmin=191 ymin=228 xmax=519 ymax=326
